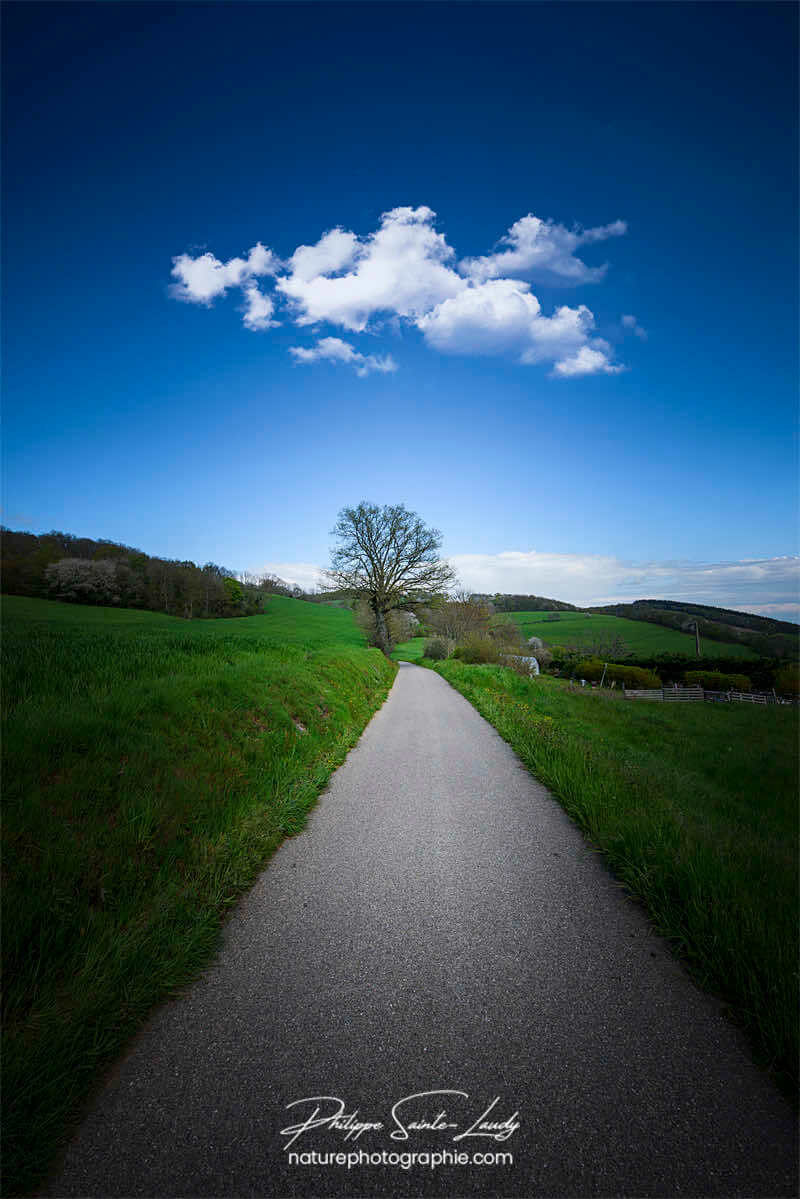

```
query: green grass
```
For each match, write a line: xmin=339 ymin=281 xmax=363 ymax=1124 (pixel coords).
xmin=435 ymin=661 xmax=798 ymax=1097
xmin=2 ymin=595 xmax=396 ymax=1196
xmin=390 ymin=636 xmax=427 ymax=662
xmin=507 ymin=610 xmax=758 ymax=659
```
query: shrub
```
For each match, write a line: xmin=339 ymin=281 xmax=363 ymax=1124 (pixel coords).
xmin=573 ymin=657 xmax=604 ymax=681
xmin=422 ymin=637 xmax=450 ymax=661
xmin=574 ymin=658 xmax=661 ymax=688
xmin=451 ymin=634 xmax=504 ymax=664
xmin=774 ymin=664 xmax=800 ymax=696
xmin=610 ymin=664 xmax=661 ymax=688
xmin=617 ymin=655 xmax=778 ymax=690
xmin=684 ymin=670 xmax=752 ymax=692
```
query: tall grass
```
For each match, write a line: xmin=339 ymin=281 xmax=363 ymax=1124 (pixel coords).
xmin=2 ymin=596 xmax=396 ymax=1195
xmin=435 ymin=661 xmax=798 ymax=1097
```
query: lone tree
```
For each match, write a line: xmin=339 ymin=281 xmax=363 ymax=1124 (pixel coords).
xmin=326 ymin=502 xmax=456 ymax=655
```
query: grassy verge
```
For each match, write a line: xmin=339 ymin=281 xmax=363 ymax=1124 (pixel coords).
xmin=2 ymin=596 xmax=396 ymax=1196
xmin=434 ymin=661 xmax=799 ymax=1097
xmin=390 ymin=636 xmax=426 ymax=662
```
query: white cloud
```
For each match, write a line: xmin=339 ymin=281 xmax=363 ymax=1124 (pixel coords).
xmin=446 ymin=551 xmax=800 ymax=613
xmin=622 ymin=313 xmax=648 ymax=340
xmin=169 ymin=206 xmax=632 ymax=377
xmin=241 ymin=284 xmax=277 ymax=331
xmin=289 ymin=336 xmax=397 ymax=378
xmin=419 ymin=282 xmax=620 ymax=375
xmin=288 ymin=228 xmax=360 ymax=283
xmin=244 ymin=552 xmax=799 ymax=619
xmin=250 ymin=561 xmax=326 ymax=593
xmin=551 ymin=345 xmax=624 ymax=378
xmin=459 ymin=214 xmax=627 ymax=285
xmin=418 ymin=279 xmax=543 ymax=356
xmin=170 ymin=242 xmax=280 ymax=305
xmin=739 ymin=602 xmax=800 ymax=619
xmin=277 ymin=205 xmax=464 ymax=331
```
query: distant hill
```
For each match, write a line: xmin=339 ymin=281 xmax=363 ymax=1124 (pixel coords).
xmin=587 ymin=599 xmax=799 ymax=660
xmin=473 ymin=593 xmax=578 ymax=613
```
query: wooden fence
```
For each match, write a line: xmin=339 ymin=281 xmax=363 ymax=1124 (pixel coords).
xmin=623 ymin=686 xmax=778 ymax=705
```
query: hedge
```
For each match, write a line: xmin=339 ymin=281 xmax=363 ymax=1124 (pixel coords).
xmin=573 ymin=658 xmax=661 ymax=689
xmin=683 ymin=670 xmax=751 ymax=692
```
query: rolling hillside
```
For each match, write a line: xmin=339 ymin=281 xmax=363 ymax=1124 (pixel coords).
xmin=506 ymin=610 xmax=759 ymax=659
xmin=588 ymin=599 xmax=799 ymax=659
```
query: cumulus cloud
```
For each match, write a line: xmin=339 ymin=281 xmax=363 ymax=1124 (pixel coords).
xmin=277 ymin=206 xmax=464 ymax=331
xmin=170 ymin=242 xmax=280 ymax=305
xmin=241 ymin=284 xmax=277 ymax=331
xmin=287 ymin=228 xmax=360 ymax=283
xmin=419 ymin=283 xmax=620 ymax=375
xmin=551 ymin=345 xmax=624 ymax=378
xmin=169 ymin=206 xmax=633 ymax=377
xmin=459 ymin=215 xmax=627 ymax=285
xmin=289 ymin=336 xmax=397 ymax=377
xmin=419 ymin=279 xmax=543 ymax=356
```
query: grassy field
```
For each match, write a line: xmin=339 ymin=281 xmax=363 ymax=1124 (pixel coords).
xmin=435 ymin=661 xmax=798 ymax=1097
xmin=2 ymin=595 xmax=396 ymax=1196
xmin=390 ymin=636 xmax=426 ymax=662
xmin=507 ymin=610 xmax=758 ymax=659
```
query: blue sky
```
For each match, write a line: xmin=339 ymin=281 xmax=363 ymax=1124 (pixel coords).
xmin=3 ymin=2 xmax=798 ymax=614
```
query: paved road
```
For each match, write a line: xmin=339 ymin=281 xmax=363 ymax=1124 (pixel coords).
xmin=43 ymin=663 xmax=797 ymax=1198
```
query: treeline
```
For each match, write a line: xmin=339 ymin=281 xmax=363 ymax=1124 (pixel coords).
xmin=0 ymin=529 xmax=301 ymax=619
xmin=544 ymin=647 xmax=795 ymax=692
xmin=589 ymin=600 xmax=799 ymax=660
xmin=476 ymin=594 xmax=578 ymax=613
xmin=614 ymin=654 xmax=782 ymax=692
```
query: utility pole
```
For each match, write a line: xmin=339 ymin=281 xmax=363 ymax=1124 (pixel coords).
xmin=693 ymin=620 xmax=701 ymax=658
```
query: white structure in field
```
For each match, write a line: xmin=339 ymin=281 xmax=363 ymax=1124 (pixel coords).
xmin=510 ymin=655 xmax=540 ymax=675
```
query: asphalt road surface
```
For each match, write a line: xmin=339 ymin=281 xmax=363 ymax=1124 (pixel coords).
xmin=43 ymin=663 xmax=798 ymax=1198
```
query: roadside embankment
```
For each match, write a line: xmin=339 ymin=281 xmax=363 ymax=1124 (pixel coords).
xmin=434 ymin=660 xmax=799 ymax=1099
xmin=2 ymin=598 xmax=396 ymax=1195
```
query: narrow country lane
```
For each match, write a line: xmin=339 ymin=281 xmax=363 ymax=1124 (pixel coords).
xmin=43 ymin=663 xmax=798 ymax=1198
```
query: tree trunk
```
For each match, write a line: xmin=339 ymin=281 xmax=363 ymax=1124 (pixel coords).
xmin=372 ymin=601 xmax=391 ymax=656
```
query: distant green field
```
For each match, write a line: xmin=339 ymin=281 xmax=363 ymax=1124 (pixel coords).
xmin=390 ymin=636 xmax=426 ymax=662
xmin=2 ymin=594 xmax=394 ymax=1195
xmin=507 ymin=610 xmax=758 ymax=659
xmin=1 ymin=593 xmax=364 ymax=648
xmin=2 ymin=596 xmax=366 ymax=718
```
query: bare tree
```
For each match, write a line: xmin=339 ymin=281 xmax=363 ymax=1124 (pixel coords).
xmin=326 ymin=502 xmax=456 ymax=655
xmin=427 ymin=590 xmax=490 ymax=642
